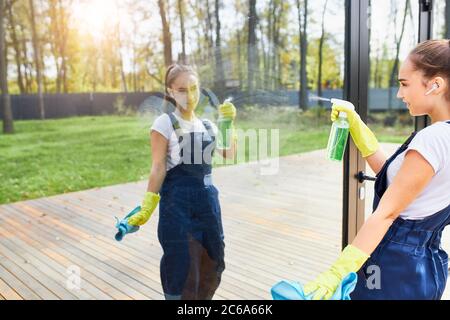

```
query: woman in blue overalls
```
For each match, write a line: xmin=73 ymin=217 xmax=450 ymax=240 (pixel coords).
xmin=127 ymin=64 xmax=237 ymax=300
xmin=303 ymin=40 xmax=450 ymax=300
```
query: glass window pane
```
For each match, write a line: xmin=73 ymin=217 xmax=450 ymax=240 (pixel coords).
xmin=366 ymin=0 xmax=418 ymax=219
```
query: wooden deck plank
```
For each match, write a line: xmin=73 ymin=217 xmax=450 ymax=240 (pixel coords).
xmin=41 ymin=190 xmax=333 ymax=286
xmin=2 ymin=201 xmax=236 ymax=300
xmin=0 ymin=204 xmax=134 ymax=299
xmin=47 ymin=190 xmax=335 ymax=259
xmin=0 ymin=253 xmax=59 ymax=300
xmin=1 ymin=144 xmax=449 ymax=300
xmin=0 ymin=204 xmax=157 ymax=300
xmin=37 ymin=190 xmax=326 ymax=282
xmin=0 ymin=260 xmax=39 ymax=300
xmin=31 ymin=198 xmax=314 ymax=298
xmin=0 ymin=225 xmax=83 ymax=300
xmin=0 ymin=278 xmax=22 ymax=300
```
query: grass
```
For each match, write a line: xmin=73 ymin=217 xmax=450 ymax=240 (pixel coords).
xmin=0 ymin=108 xmax=412 ymax=205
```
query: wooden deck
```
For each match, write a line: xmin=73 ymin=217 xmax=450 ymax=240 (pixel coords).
xmin=1 ymin=144 xmax=449 ymax=300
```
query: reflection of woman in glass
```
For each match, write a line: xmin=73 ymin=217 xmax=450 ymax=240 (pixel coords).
xmin=304 ymin=40 xmax=450 ymax=300
xmin=128 ymin=64 xmax=237 ymax=300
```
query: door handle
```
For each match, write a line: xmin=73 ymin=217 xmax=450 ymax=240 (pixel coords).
xmin=356 ymin=171 xmax=376 ymax=183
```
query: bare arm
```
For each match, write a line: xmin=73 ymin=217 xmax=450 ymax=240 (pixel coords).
xmin=352 ymin=150 xmax=435 ymax=255
xmin=146 ymin=130 xmax=168 ymax=193
xmin=365 ymin=148 xmax=388 ymax=176
xmin=216 ymin=138 xmax=237 ymax=160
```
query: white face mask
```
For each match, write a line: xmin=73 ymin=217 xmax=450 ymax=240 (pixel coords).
xmin=168 ymin=85 xmax=200 ymax=111
xmin=170 ymin=91 xmax=189 ymax=110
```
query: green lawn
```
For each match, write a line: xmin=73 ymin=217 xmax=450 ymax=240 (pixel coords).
xmin=0 ymin=109 xmax=411 ymax=205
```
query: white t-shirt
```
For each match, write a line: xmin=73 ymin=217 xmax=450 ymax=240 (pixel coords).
xmin=151 ymin=110 xmax=218 ymax=171
xmin=387 ymin=121 xmax=450 ymax=220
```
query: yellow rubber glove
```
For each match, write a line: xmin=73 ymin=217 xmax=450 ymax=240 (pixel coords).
xmin=303 ymin=245 xmax=369 ymax=300
xmin=218 ymin=101 xmax=237 ymax=120
xmin=331 ymin=103 xmax=379 ymax=158
xmin=128 ymin=192 xmax=161 ymax=226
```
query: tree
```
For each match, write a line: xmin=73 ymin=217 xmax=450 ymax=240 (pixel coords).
xmin=233 ymin=0 xmax=246 ymax=90
xmin=214 ymin=0 xmax=226 ymax=93
xmin=388 ymin=0 xmax=409 ymax=110
xmin=117 ymin=21 xmax=128 ymax=93
xmin=177 ymin=0 xmax=186 ymax=63
xmin=247 ymin=0 xmax=258 ymax=95
xmin=6 ymin=0 xmax=25 ymax=94
xmin=1 ymin=0 xmax=14 ymax=133
xmin=28 ymin=0 xmax=45 ymax=119
xmin=297 ymin=0 xmax=308 ymax=110
xmin=158 ymin=0 xmax=173 ymax=68
xmin=317 ymin=0 xmax=328 ymax=107
xmin=268 ymin=0 xmax=286 ymax=90
xmin=205 ymin=0 xmax=215 ymax=65
xmin=48 ymin=0 xmax=71 ymax=93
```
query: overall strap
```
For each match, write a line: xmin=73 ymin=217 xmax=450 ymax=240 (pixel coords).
xmin=168 ymin=112 xmax=184 ymax=143
xmin=201 ymin=119 xmax=216 ymax=141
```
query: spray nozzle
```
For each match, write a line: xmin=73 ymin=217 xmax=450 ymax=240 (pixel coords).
xmin=330 ymin=98 xmax=355 ymax=111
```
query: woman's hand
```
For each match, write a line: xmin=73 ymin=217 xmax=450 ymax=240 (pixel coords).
xmin=331 ymin=103 xmax=379 ymax=158
xmin=218 ymin=101 xmax=237 ymax=119
xmin=303 ymin=245 xmax=369 ymax=300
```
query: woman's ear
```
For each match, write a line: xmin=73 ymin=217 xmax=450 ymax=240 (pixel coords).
xmin=433 ymin=77 xmax=446 ymax=93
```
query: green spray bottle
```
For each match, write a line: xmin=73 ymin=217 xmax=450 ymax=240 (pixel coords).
xmin=217 ymin=97 xmax=234 ymax=149
xmin=326 ymin=99 xmax=354 ymax=161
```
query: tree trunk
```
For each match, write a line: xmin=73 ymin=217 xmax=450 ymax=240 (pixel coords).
xmin=158 ymin=0 xmax=173 ymax=67
xmin=49 ymin=0 xmax=61 ymax=92
xmin=133 ymin=44 xmax=137 ymax=91
xmin=259 ymin=21 xmax=267 ymax=90
xmin=247 ymin=0 xmax=257 ymax=96
xmin=214 ymin=0 xmax=226 ymax=94
xmin=19 ymin=23 xmax=30 ymax=93
xmin=265 ymin=0 xmax=274 ymax=90
xmin=271 ymin=3 xmax=279 ymax=90
xmin=388 ymin=0 xmax=409 ymax=110
xmin=7 ymin=1 xmax=25 ymax=94
xmin=177 ymin=0 xmax=186 ymax=63
xmin=57 ymin=0 xmax=68 ymax=93
xmin=206 ymin=0 xmax=214 ymax=68
xmin=237 ymin=30 xmax=242 ymax=90
xmin=119 ymin=53 xmax=128 ymax=93
xmin=317 ymin=0 xmax=328 ymax=107
xmin=297 ymin=0 xmax=308 ymax=110
xmin=274 ymin=6 xmax=284 ymax=90
xmin=1 ymin=0 xmax=14 ymax=133
xmin=28 ymin=0 xmax=45 ymax=119
xmin=115 ymin=21 xmax=128 ymax=93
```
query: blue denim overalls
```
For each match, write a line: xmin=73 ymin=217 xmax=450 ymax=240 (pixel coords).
xmin=158 ymin=113 xmax=225 ymax=300
xmin=351 ymin=121 xmax=450 ymax=300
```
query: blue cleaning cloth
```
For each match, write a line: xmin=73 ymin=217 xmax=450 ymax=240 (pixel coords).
xmin=114 ymin=206 xmax=141 ymax=241
xmin=271 ymin=272 xmax=358 ymax=300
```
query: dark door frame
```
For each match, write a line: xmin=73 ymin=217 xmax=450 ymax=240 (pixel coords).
xmin=342 ymin=0 xmax=370 ymax=247
xmin=416 ymin=0 xmax=434 ymax=131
